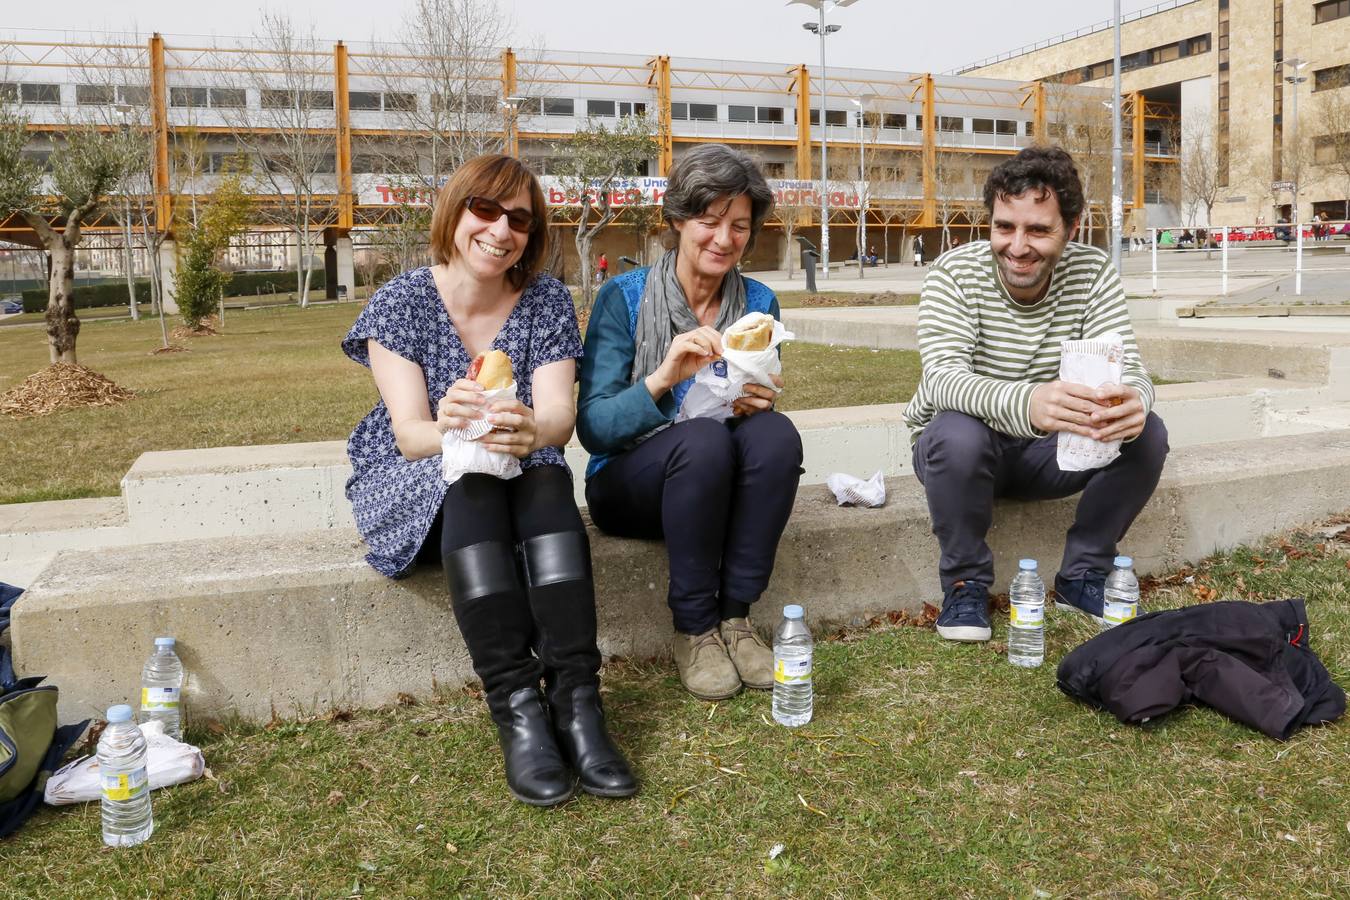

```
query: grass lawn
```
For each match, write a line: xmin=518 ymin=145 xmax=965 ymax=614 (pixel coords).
xmin=775 ymin=289 xmax=920 ymax=309
xmin=0 ymin=305 xmax=923 ymax=504
xmin=4 ymin=525 xmax=1348 ymax=895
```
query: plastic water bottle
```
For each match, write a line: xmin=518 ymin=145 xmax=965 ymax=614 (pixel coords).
xmin=1102 ymin=556 xmax=1140 ymax=630
xmin=98 ymin=705 xmax=154 ymax=847
xmin=1008 ymin=559 xmax=1046 ymax=668
xmin=141 ymin=637 xmax=184 ymax=740
xmin=772 ymin=605 xmax=814 ymax=727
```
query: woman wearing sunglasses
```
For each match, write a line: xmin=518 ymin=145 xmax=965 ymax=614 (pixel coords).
xmin=342 ymin=154 xmax=636 ymax=807
xmin=577 ymin=144 xmax=804 ymax=701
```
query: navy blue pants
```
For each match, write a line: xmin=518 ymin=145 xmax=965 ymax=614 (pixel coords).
xmin=586 ymin=412 xmax=804 ymax=635
xmin=912 ymin=410 xmax=1170 ymax=592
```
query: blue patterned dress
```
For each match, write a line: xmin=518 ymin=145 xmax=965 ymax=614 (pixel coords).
xmin=342 ymin=267 xmax=583 ymax=578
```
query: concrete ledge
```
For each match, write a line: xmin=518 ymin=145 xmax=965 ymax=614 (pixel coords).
xmin=14 ymin=429 xmax=1350 ymax=724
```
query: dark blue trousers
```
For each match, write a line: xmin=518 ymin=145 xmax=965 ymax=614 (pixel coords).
xmin=912 ymin=410 xmax=1170 ymax=592
xmin=586 ymin=412 xmax=804 ymax=635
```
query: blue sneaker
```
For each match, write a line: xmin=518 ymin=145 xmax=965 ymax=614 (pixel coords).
xmin=935 ymin=581 xmax=992 ymax=642
xmin=1055 ymin=573 xmax=1106 ymax=622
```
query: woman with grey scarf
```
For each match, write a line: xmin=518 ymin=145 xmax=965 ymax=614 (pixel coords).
xmin=577 ymin=144 xmax=803 ymax=701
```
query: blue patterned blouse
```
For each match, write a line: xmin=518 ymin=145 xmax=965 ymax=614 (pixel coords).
xmin=342 ymin=267 xmax=583 ymax=578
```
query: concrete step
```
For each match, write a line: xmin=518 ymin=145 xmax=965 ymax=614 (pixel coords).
xmin=0 ymin=379 xmax=1322 ymax=572
xmin=14 ymin=429 xmax=1350 ymax=724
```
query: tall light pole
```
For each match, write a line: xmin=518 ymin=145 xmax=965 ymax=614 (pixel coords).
xmin=1283 ymin=58 xmax=1309 ymax=295
xmin=500 ymin=95 xmax=526 ymax=158
xmin=792 ymin=0 xmax=860 ymax=280
xmin=850 ymin=93 xmax=875 ymax=279
xmin=1110 ymin=0 xmax=1123 ymax=274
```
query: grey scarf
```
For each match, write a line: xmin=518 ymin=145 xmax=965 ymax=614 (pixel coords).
xmin=631 ymin=249 xmax=747 ymax=387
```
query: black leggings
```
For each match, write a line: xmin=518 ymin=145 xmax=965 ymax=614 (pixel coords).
xmin=417 ymin=466 xmax=585 ymax=564
xmin=585 ymin=412 xmax=803 ymax=635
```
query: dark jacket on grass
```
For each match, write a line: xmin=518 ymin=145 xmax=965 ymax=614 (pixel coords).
xmin=1056 ymin=599 xmax=1345 ymax=740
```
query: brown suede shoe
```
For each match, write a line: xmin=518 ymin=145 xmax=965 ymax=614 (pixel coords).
xmin=672 ymin=628 xmax=742 ymax=701
xmin=719 ymin=617 xmax=774 ymax=690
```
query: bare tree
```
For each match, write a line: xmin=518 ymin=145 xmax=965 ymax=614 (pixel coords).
xmin=1311 ymin=72 xmax=1350 ymax=220
xmin=552 ymin=114 xmax=660 ymax=311
xmin=1178 ymin=116 xmax=1221 ymax=227
xmin=218 ymin=14 xmax=333 ymax=307
xmin=0 ymin=105 xmax=128 ymax=364
xmin=932 ymin=150 xmax=975 ymax=253
xmin=372 ymin=0 xmax=516 ymax=189
xmin=1045 ymin=86 xmax=1113 ymax=245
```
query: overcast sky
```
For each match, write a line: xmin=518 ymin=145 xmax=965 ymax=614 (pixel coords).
xmin=7 ymin=0 xmax=1165 ymax=74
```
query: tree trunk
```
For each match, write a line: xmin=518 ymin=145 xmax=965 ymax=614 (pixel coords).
xmin=575 ymin=226 xmax=594 ymax=311
xmin=46 ymin=240 xmax=80 ymax=365
xmin=123 ymin=204 xmax=139 ymax=321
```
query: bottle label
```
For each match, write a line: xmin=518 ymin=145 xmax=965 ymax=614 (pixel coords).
xmin=774 ymin=655 xmax=812 ymax=684
xmin=1010 ymin=603 xmax=1043 ymax=627
xmin=102 ymin=766 xmax=148 ymax=802
xmin=141 ymin=686 xmax=180 ymax=711
xmin=1103 ymin=589 xmax=1138 ymax=626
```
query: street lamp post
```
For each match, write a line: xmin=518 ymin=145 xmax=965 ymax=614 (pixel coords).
xmin=500 ymin=95 xmax=526 ymax=159
xmin=850 ymin=94 xmax=875 ymax=279
xmin=1283 ymin=58 xmax=1309 ymax=296
xmin=1110 ymin=0 xmax=1123 ymax=275
xmin=792 ymin=0 xmax=860 ymax=281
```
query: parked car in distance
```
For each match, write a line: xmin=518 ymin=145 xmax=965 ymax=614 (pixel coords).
xmin=1 ymin=298 xmax=24 ymax=314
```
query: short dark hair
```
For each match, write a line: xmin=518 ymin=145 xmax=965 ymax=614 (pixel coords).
xmin=983 ymin=145 xmax=1085 ymax=225
xmin=661 ymin=144 xmax=775 ymax=251
xmin=429 ymin=154 xmax=549 ymax=291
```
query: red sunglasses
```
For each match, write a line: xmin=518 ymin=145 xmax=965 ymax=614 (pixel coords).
xmin=464 ymin=195 xmax=536 ymax=234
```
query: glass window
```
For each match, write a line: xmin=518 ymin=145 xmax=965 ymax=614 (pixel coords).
xmin=349 ymin=91 xmax=382 ymax=110
xmin=260 ymin=89 xmax=293 ymax=109
xmin=688 ymin=103 xmax=717 ymax=121
xmin=75 ymin=84 xmax=114 ymax=105
xmin=542 ymin=97 xmax=574 ymax=116
xmin=670 ymin=101 xmax=688 ymax=120
xmin=757 ymin=106 xmax=784 ymax=124
xmin=1314 ymin=64 xmax=1350 ymax=92
xmin=972 ymin=118 xmax=995 ymax=134
xmin=210 ymin=87 xmax=246 ymax=109
xmin=302 ymin=91 xmax=333 ymax=109
xmin=762 ymin=161 xmax=786 ymax=178
xmin=824 ymin=109 xmax=846 ymax=126
xmin=117 ymin=85 xmax=149 ymax=107
xmin=587 ymin=99 xmax=616 ymax=117
xmin=0 ymin=82 xmax=16 ymax=102
xmin=996 ymin=120 xmax=1017 ymax=135
xmin=1314 ymin=0 xmax=1350 ymax=25
xmin=728 ymin=105 xmax=755 ymax=123
xmin=883 ymin=112 xmax=905 ymax=129
xmin=171 ymin=86 xmax=209 ymax=108
xmin=384 ymin=91 xmax=416 ymax=112
xmin=618 ymin=101 xmax=646 ymax=117
xmin=938 ymin=116 xmax=964 ymax=132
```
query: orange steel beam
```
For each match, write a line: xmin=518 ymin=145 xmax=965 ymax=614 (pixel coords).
xmin=792 ymin=65 xmax=811 ymax=183
xmin=1131 ymin=90 xmax=1145 ymax=211
xmin=335 ymin=41 xmax=353 ymax=230
xmin=149 ymin=33 xmax=172 ymax=231
xmin=1034 ymin=82 xmax=1046 ymax=142
xmin=502 ymin=47 xmax=518 ymax=157
xmin=650 ymin=55 xmax=673 ymax=175
xmin=921 ymin=74 xmax=936 ymax=227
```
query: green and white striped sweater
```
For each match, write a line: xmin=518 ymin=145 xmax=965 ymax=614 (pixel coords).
xmin=902 ymin=240 xmax=1154 ymax=444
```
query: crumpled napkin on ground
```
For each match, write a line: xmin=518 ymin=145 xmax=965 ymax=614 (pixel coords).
xmin=44 ymin=719 xmax=206 ymax=805
xmin=826 ymin=470 xmax=887 ymax=508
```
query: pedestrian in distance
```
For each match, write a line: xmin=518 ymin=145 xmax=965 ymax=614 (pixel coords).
xmin=342 ymin=154 xmax=636 ymax=807
xmin=904 ymin=145 xmax=1169 ymax=643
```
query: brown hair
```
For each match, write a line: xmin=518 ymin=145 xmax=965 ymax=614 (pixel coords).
xmin=428 ymin=154 xmax=549 ymax=291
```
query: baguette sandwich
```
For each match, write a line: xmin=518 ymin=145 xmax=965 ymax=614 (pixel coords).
xmin=722 ymin=312 xmax=775 ymax=352
xmin=466 ymin=349 xmax=513 ymax=389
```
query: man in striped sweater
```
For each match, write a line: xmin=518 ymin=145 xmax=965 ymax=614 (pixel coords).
xmin=904 ymin=146 xmax=1170 ymax=642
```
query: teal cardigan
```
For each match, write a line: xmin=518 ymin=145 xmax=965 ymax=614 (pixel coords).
xmin=576 ymin=267 xmax=779 ymax=479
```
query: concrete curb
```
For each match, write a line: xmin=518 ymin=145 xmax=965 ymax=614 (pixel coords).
xmin=14 ymin=429 xmax=1350 ymax=724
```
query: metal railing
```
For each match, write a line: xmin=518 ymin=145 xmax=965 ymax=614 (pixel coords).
xmin=952 ymin=0 xmax=1200 ymax=74
xmin=1139 ymin=221 xmax=1350 ymax=298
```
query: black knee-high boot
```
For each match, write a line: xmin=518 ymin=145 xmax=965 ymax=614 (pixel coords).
xmin=520 ymin=531 xmax=637 ymax=798
xmin=445 ymin=540 xmax=574 ymax=807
